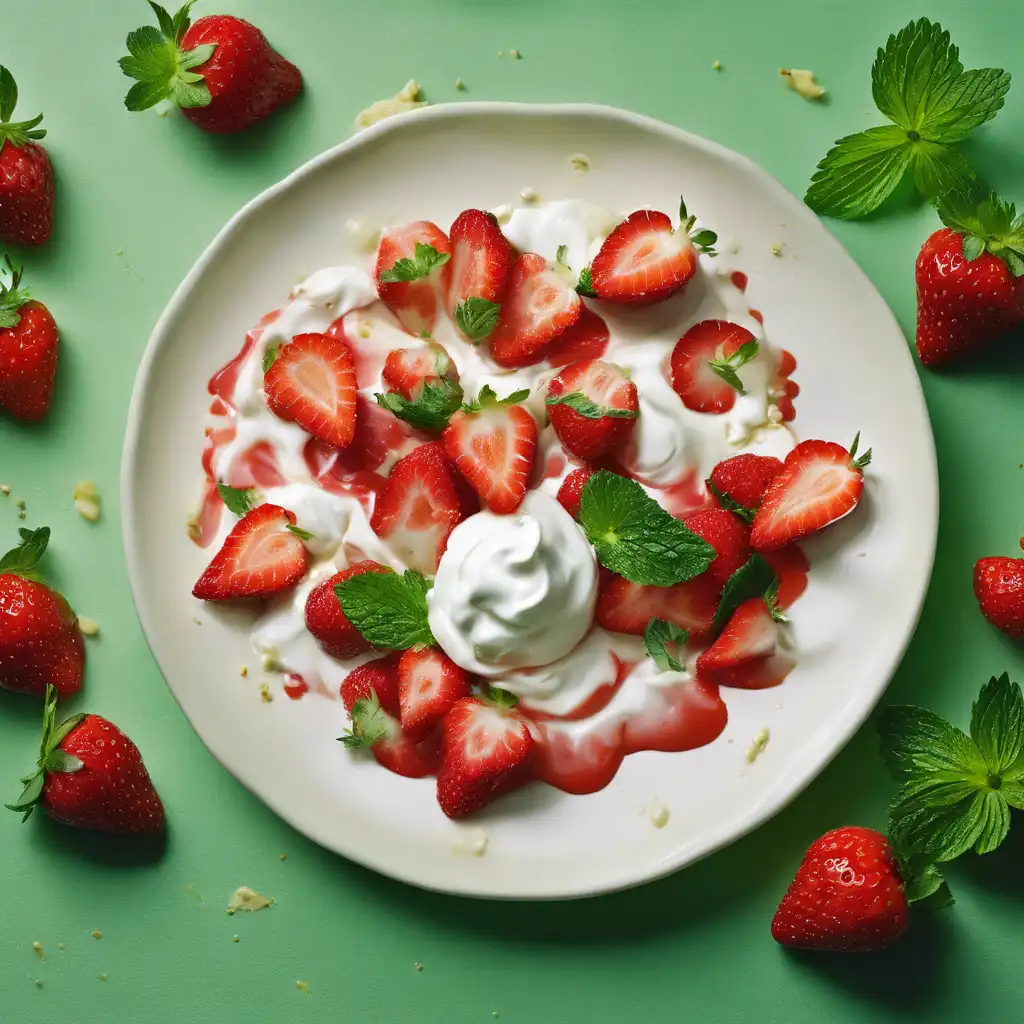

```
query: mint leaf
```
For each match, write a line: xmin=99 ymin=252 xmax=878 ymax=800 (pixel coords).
xmin=375 ymin=377 xmax=464 ymax=433
xmin=888 ymin=782 xmax=993 ymax=863
xmin=970 ymin=673 xmax=1024 ymax=775
xmin=705 ymin=480 xmax=755 ymax=524
xmin=576 ymin=266 xmax=597 ymax=298
xmin=217 ymin=483 xmax=257 ymax=518
xmin=378 ymin=243 xmax=450 ymax=283
xmin=708 ymin=339 xmax=759 ymax=395
xmin=644 ymin=618 xmax=688 ymax=672
xmin=335 ymin=569 xmax=434 ymax=650
xmin=286 ymin=524 xmax=315 ymax=542
xmin=0 ymin=526 xmax=49 ymax=581
xmin=454 ymin=297 xmax=501 ymax=342
xmin=712 ymin=554 xmax=776 ymax=632
xmin=340 ymin=691 xmax=391 ymax=749
xmin=545 ymin=391 xmax=638 ymax=420
xmin=578 ymin=471 xmax=715 ymax=587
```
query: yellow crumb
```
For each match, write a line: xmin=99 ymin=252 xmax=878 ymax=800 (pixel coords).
xmin=455 ymin=78 xmax=466 ymax=91
xmin=712 ymin=60 xmax=722 ymax=71
xmin=91 ymin=930 xmax=102 ymax=940
xmin=414 ymin=961 xmax=424 ymax=971
xmin=278 ymin=853 xmax=288 ymax=861
xmin=73 ymin=481 xmax=101 ymax=523
xmin=98 ymin=973 xmax=107 ymax=982
xmin=510 ymin=48 xmax=521 ymax=59
xmin=232 ymin=935 xmax=240 ymax=943
xmin=355 ymin=80 xmax=425 ymax=130
xmin=260 ymin=683 xmax=274 ymax=703
xmin=239 ymin=665 xmax=248 ymax=678
xmin=58 ymin=943 xmax=65 ymax=951
xmin=78 ymin=616 xmax=100 ymax=637
xmin=0 ymin=484 xmax=10 ymax=495
xmin=32 ymin=941 xmax=44 ymax=961
xmin=769 ymin=243 xmax=783 ymax=257
xmin=746 ymin=728 xmax=770 ymax=763
xmin=569 ymin=153 xmax=591 ymax=174
xmin=227 ymin=886 xmax=275 ymax=914
xmin=780 ymin=68 xmax=826 ymax=100
xmin=296 ymin=981 xmax=310 ymax=994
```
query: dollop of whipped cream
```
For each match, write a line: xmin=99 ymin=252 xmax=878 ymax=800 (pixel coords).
xmin=428 ymin=491 xmax=597 ymax=676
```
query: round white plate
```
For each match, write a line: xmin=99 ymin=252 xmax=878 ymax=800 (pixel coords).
xmin=122 ymin=103 xmax=937 ymax=899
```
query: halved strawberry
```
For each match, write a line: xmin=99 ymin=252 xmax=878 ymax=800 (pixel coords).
xmin=435 ymin=688 xmax=535 ymax=818
xmin=546 ymin=359 xmax=639 ymax=460
xmin=681 ymin=508 xmax=752 ymax=589
xmin=380 ymin=343 xmax=457 ymax=400
xmin=696 ymin=597 xmax=794 ymax=690
xmin=751 ymin=435 xmax=871 ymax=552
xmin=588 ymin=202 xmax=715 ymax=304
xmin=264 ymin=332 xmax=357 ymax=448
xmin=489 ymin=253 xmax=581 ymax=368
xmin=596 ymin=573 xmax=719 ymax=640
xmin=546 ymin=305 xmax=610 ymax=367
xmin=340 ymin=654 xmax=401 ymax=717
xmin=556 ymin=466 xmax=592 ymax=519
xmin=669 ymin=320 xmax=759 ymax=414
xmin=443 ymin=387 xmax=537 ymax=514
xmin=398 ymin=647 xmax=471 ymax=742
xmin=193 ymin=504 xmax=310 ymax=600
xmin=370 ymin=442 xmax=463 ymax=574
xmin=708 ymin=453 xmax=784 ymax=514
xmin=447 ymin=209 xmax=512 ymax=340
xmin=305 ymin=560 xmax=389 ymax=659
xmin=374 ymin=221 xmax=452 ymax=337
xmin=341 ymin=689 xmax=439 ymax=778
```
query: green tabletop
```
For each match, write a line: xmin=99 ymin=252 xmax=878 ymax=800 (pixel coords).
xmin=3 ymin=0 xmax=1023 ymax=1020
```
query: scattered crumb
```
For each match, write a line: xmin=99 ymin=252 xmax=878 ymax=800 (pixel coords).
xmin=91 ymin=930 xmax=102 ymax=940
xmin=455 ymin=78 xmax=466 ymax=91
xmin=78 ymin=616 xmax=100 ymax=637
xmin=769 ymin=242 xmax=783 ymax=257
xmin=497 ymin=50 xmax=503 ymax=57
xmin=98 ymin=973 xmax=107 ymax=982
xmin=278 ymin=853 xmax=288 ymax=861
xmin=712 ymin=60 xmax=722 ymax=71
xmin=192 ymin=616 xmax=202 ymax=626
xmin=58 ymin=943 xmax=65 ymax=951
xmin=260 ymin=650 xmax=281 ymax=673
xmin=569 ymin=153 xmax=591 ymax=174
xmin=232 ymin=935 xmax=240 ymax=943
xmin=1 ymin=484 xmax=9 ymax=495
xmin=780 ymin=68 xmax=826 ymax=100
xmin=260 ymin=683 xmax=274 ymax=703
xmin=296 ymin=981 xmax=310 ymax=994
xmin=746 ymin=728 xmax=770 ymax=764
xmin=492 ymin=204 xmax=513 ymax=225
xmin=648 ymin=800 xmax=670 ymax=829
xmin=510 ymin=48 xmax=522 ymax=59
xmin=359 ymin=324 xmax=371 ymax=339
xmin=414 ymin=961 xmax=424 ymax=972
xmin=73 ymin=481 xmax=101 ymax=523
xmin=32 ymin=941 xmax=44 ymax=961
xmin=355 ymin=80 xmax=425 ymax=130
xmin=454 ymin=826 xmax=489 ymax=856
xmin=227 ymin=886 xmax=275 ymax=915
xmin=186 ymin=510 xmax=202 ymax=542
xmin=519 ymin=187 xmax=539 ymax=203
xmin=239 ymin=665 xmax=249 ymax=678
xmin=115 ymin=249 xmax=124 ymax=258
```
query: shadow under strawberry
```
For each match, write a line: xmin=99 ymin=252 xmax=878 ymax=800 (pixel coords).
xmin=28 ymin=811 xmax=169 ymax=868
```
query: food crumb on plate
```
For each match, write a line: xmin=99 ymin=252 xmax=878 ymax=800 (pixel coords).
xmin=260 ymin=683 xmax=274 ymax=703
xmin=345 ymin=219 xmax=381 ymax=254
xmin=769 ymin=242 xmax=783 ymax=257
xmin=227 ymin=886 xmax=275 ymax=914
xmin=780 ymin=68 xmax=826 ymax=100
xmin=746 ymin=728 xmax=770 ymax=764
xmin=239 ymin=665 xmax=248 ymax=678
xmin=31 ymin=941 xmax=44 ymax=960
xmin=569 ymin=153 xmax=591 ymax=174
xmin=453 ymin=826 xmax=489 ymax=856
xmin=354 ymin=80 xmax=425 ymax=131
xmin=278 ymin=853 xmax=288 ymax=861
xmin=510 ymin=48 xmax=522 ymax=59
xmin=519 ymin=187 xmax=539 ymax=203
xmin=414 ymin=961 xmax=424 ymax=971
xmin=648 ymin=800 xmax=670 ymax=829
xmin=73 ymin=481 xmax=101 ymax=522
xmin=232 ymin=935 xmax=240 ymax=943
xmin=78 ymin=616 xmax=100 ymax=637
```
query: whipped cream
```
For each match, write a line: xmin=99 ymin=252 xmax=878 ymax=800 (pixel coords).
xmin=428 ymin=491 xmax=597 ymax=676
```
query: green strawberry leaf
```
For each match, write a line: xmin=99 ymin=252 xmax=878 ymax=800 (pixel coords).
xmin=376 ymin=377 xmax=464 ymax=433
xmin=644 ymin=618 xmax=688 ymax=672
xmin=454 ymin=297 xmax=501 ymax=342
xmin=216 ymin=483 xmax=258 ymax=518
xmin=970 ymin=673 xmax=1024 ymax=775
xmin=378 ymin=243 xmax=450 ymax=283
xmin=0 ymin=526 xmax=49 ymax=581
xmin=545 ymin=390 xmax=638 ymax=420
xmin=0 ymin=65 xmax=17 ymax=123
xmin=712 ymin=554 xmax=777 ymax=632
xmin=576 ymin=266 xmax=597 ymax=297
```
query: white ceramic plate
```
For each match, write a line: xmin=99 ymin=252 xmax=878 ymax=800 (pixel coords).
xmin=122 ymin=103 xmax=937 ymax=899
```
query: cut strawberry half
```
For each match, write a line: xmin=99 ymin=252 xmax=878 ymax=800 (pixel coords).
xmin=380 ymin=343 xmax=458 ymax=400
xmin=546 ymin=359 xmax=639 ymax=460
xmin=374 ymin=221 xmax=452 ymax=337
xmin=442 ymin=387 xmax=538 ymax=514
xmin=697 ymin=598 xmax=779 ymax=672
xmin=370 ymin=442 xmax=464 ymax=574
xmin=546 ymin=305 xmax=610 ymax=367
xmin=588 ymin=202 xmax=714 ymax=304
xmin=489 ymin=253 xmax=582 ymax=368
xmin=264 ymin=332 xmax=357 ymax=448
xmin=447 ymin=208 xmax=512 ymax=339
xmin=193 ymin=504 xmax=310 ymax=600
xmin=707 ymin=453 xmax=784 ymax=515
xmin=751 ymin=435 xmax=871 ymax=552
xmin=340 ymin=653 xmax=402 ymax=717
xmin=435 ymin=688 xmax=535 ymax=818
xmin=305 ymin=560 xmax=389 ymax=659
xmin=681 ymin=507 xmax=752 ymax=589
xmin=669 ymin=320 xmax=759 ymax=414
xmin=595 ymin=573 xmax=719 ymax=640
xmin=398 ymin=647 xmax=471 ymax=742
xmin=556 ymin=466 xmax=593 ymax=519
xmin=341 ymin=689 xmax=440 ymax=778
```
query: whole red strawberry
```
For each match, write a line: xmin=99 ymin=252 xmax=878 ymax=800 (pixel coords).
xmin=0 ymin=257 xmax=60 ymax=421
xmin=0 ymin=527 xmax=84 ymax=698
xmin=772 ymin=826 xmax=908 ymax=951
xmin=0 ymin=66 xmax=53 ymax=246
xmin=6 ymin=686 xmax=164 ymax=833
xmin=974 ymin=543 xmax=1024 ymax=638
xmin=119 ymin=1 xmax=302 ymax=135
xmin=916 ymin=187 xmax=1024 ymax=367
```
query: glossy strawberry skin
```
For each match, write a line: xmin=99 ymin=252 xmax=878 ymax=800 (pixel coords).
xmin=397 ymin=647 xmax=470 ymax=743
xmin=305 ymin=561 xmax=389 ymax=659
xmin=546 ymin=305 xmax=610 ymax=367
xmin=682 ymin=507 xmax=751 ymax=589
xmin=374 ymin=222 xmax=452 ymax=337
xmin=595 ymin=573 xmax=719 ymax=640
xmin=179 ymin=16 xmax=302 ymax=134
xmin=0 ymin=141 xmax=53 ymax=245
xmin=772 ymin=827 xmax=908 ymax=952
xmin=974 ymin=555 xmax=1024 ymax=638
xmin=447 ymin=208 xmax=512 ymax=319
xmin=556 ymin=466 xmax=593 ymax=519
xmin=670 ymin=319 xmax=754 ymax=414
xmin=708 ymin=453 xmax=784 ymax=511
xmin=0 ymin=299 xmax=59 ymax=421
xmin=916 ymin=227 xmax=1024 ymax=367
xmin=547 ymin=359 xmax=638 ymax=460
xmin=340 ymin=654 xmax=401 ymax=717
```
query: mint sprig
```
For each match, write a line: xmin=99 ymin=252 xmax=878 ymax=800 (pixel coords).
xmin=335 ymin=569 xmax=434 ymax=650
xmin=378 ymin=243 xmax=450 ymax=284
xmin=545 ymin=391 xmax=638 ymax=421
xmin=454 ymin=298 xmax=501 ymax=342
xmin=805 ymin=18 xmax=1010 ymax=219
xmin=712 ymin=554 xmax=777 ymax=632
xmin=0 ymin=526 xmax=50 ymax=582
xmin=708 ymin=339 xmax=759 ymax=395
xmin=644 ymin=618 xmax=689 ymax=672
xmin=376 ymin=377 xmax=465 ymax=433
xmin=578 ymin=471 xmax=716 ymax=587
xmin=217 ymin=483 xmax=258 ymax=518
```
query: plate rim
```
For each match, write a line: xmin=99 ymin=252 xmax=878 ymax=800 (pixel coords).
xmin=121 ymin=100 xmax=939 ymax=899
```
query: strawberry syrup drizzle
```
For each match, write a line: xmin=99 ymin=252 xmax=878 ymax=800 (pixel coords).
xmin=284 ymin=674 xmax=310 ymax=700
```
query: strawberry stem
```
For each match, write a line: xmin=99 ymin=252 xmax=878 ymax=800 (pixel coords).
xmin=0 ymin=66 xmax=46 ymax=150
xmin=0 ymin=255 xmax=31 ymax=330
xmin=849 ymin=431 xmax=872 ymax=470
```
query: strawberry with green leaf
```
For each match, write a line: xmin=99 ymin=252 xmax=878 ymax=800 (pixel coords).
xmin=805 ymin=18 xmax=1010 ymax=219
xmin=915 ymin=185 xmax=1024 ymax=367
xmin=119 ymin=1 xmax=302 ymax=135
xmin=0 ymin=65 xmax=53 ymax=246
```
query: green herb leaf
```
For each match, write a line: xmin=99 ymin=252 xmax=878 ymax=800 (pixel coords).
xmin=910 ymin=142 xmax=978 ymax=203
xmin=919 ymin=67 xmax=1011 ymax=143
xmin=463 ymin=384 xmax=529 ymax=413
xmin=970 ymin=673 xmax=1024 ymax=775
xmin=878 ymin=705 xmax=986 ymax=783
xmin=556 ymin=244 xmax=571 ymax=269
xmin=900 ymin=858 xmax=953 ymax=907
xmin=262 ymin=344 xmax=280 ymax=373
xmin=644 ymin=618 xmax=688 ymax=672
xmin=0 ymin=66 xmax=17 ymax=123
xmin=216 ymin=483 xmax=257 ymax=518
xmin=170 ymin=0 xmax=198 ymax=41
xmin=705 ymin=480 xmax=755 ymax=524
xmin=936 ymin=184 xmax=1024 ymax=276
xmin=376 ymin=377 xmax=464 ymax=433
xmin=708 ymin=339 xmax=759 ymax=395
xmin=712 ymin=554 xmax=776 ymax=632
xmin=578 ymin=471 xmax=716 ymax=587
xmin=285 ymin=524 xmax=315 ymax=542
xmin=1002 ymin=780 xmax=1024 ymax=809
xmin=178 ymin=43 xmax=215 ymax=72
xmin=45 ymin=750 xmax=84 ymax=774
xmin=454 ymin=297 xmax=501 ymax=342
xmin=576 ymin=266 xmax=597 ymax=298
xmin=378 ymin=243 xmax=451 ymax=283
xmin=335 ymin=569 xmax=434 ymax=650
xmin=545 ymin=391 xmax=638 ymax=420
xmin=0 ymin=526 xmax=49 ymax=581
xmin=339 ymin=691 xmax=391 ymax=749
xmin=147 ymin=1 xmax=176 ymax=37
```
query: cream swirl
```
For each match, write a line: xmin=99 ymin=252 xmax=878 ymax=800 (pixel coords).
xmin=427 ymin=491 xmax=597 ymax=676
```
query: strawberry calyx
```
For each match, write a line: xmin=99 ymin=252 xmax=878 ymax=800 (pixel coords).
xmin=339 ymin=691 xmax=391 ymax=749
xmin=119 ymin=1 xmax=217 ymax=112
xmin=848 ymin=431 xmax=872 ymax=471
xmin=5 ymin=685 xmax=86 ymax=822
xmin=937 ymin=184 xmax=1024 ymax=278
xmin=461 ymin=384 xmax=529 ymax=414
xmin=0 ymin=526 xmax=49 ymax=582
xmin=0 ymin=255 xmax=31 ymax=330
xmin=678 ymin=195 xmax=718 ymax=256
xmin=482 ymin=685 xmax=519 ymax=713
xmin=0 ymin=66 xmax=46 ymax=151
xmin=708 ymin=338 xmax=759 ymax=394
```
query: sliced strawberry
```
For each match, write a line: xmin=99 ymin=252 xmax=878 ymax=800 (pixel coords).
xmin=751 ymin=435 xmax=871 ymax=552
xmin=546 ymin=359 xmax=639 ymax=460
xmin=340 ymin=653 xmax=401 ymax=717
xmin=436 ymin=689 xmax=535 ymax=818
xmin=264 ymin=332 xmax=357 ymax=448
xmin=193 ymin=504 xmax=310 ymax=600
xmin=443 ymin=387 xmax=537 ymax=514
xmin=370 ymin=442 xmax=463 ymax=574
xmin=341 ymin=689 xmax=439 ymax=778
xmin=697 ymin=599 xmax=779 ymax=672
xmin=489 ymin=254 xmax=581 ymax=368
xmin=381 ymin=343 xmax=457 ymax=400
xmin=669 ymin=320 xmax=758 ymax=414
xmin=398 ymin=647 xmax=471 ymax=742
xmin=374 ymin=221 xmax=452 ymax=337
xmin=305 ymin=560 xmax=389 ymax=659
xmin=588 ymin=206 xmax=711 ymax=304
xmin=682 ymin=508 xmax=752 ymax=589
xmin=556 ymin=466 xmax=592 ymax=519
xmin=447 ymin=209 xmax=512 ymax=336
xmin=708 ymin=453 xmax=784 ymax=512
xmin=596 ymin=573 xmax=719 ymax=640
xmin=546 ymin=305 xmax=610 ymax=367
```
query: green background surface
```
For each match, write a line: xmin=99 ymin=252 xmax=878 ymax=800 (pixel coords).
xmin=3 ymin=0 xmax=1024 ymax=1020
